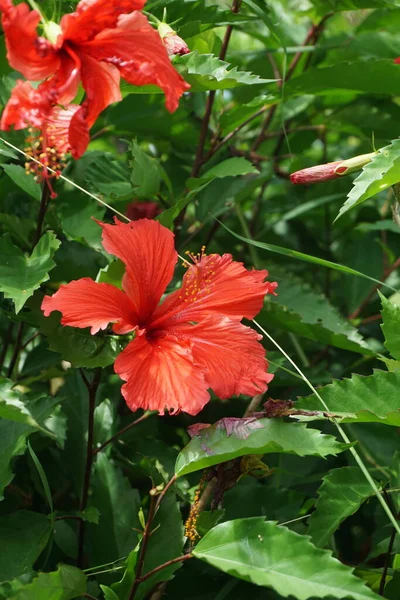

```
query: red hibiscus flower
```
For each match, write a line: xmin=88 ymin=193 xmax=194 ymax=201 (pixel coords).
xmin=126 ymin=200 xmax=161 ymax=221
xmin=41 ymin=219 xmax=277 ymax=415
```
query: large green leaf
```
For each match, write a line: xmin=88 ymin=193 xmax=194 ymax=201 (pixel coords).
xmin=193 ymin=518 xmax=378 ymax=599
xmin=219 ymin=221 xmax=397 ymax=291
xmin=296 ymin=370 xmax=400 ymax=426
xmin=0 ymin=232 xmax=60 ymax=313
xmin=0 ymin=511 xmax=52 ymax=582
xmin=8 ymin=565 xmax=86 ymax=600
xmin=187 ymin=158 xmax=258 ymax=189
xmin=174 ymin=52 xmax=276 ymax=91
xmin=308 ymin=467 xmax=375 ymax=548
xmin=2 ymin=165 xmax=41 ymax=201
xmin=85 ymin=155 xmax=132 ymax=200
xmin=264 ymin=270 xmax=373 ymax=355
xmin=286 ymin=59 xmax=400 ymax=98
xmin=87 ymin=454 xmax=141 ymax=568
xmin=130 ymin=140 xmax=161 ymax=198
xmin=380 ymin=293 xmax=400 ymax=361
xmin=0 ymin=379 xmax=41 ymax=427
xmin=175 ymin=420 xmax=347 ymax=477
xmin=336 ymin=140 xmax=400 ymax=220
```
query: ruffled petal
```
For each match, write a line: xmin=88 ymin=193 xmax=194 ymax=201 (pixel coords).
xmin=0 ymin=1 xmax=59 ymax=79
xmin=114 ymin=333 xmax=210 ymax=415
xmin=45 ymin=104 xmax=90 ymax=158
xmin=41 ymin=277 xmax=138 ymax=334
xmin=38 ymin=47 xmax=81 ymax=106
xmin=79 ymin=12 xmax=189 ymax=113
xmin=170 ymin=317 xmax=273 ymax=399
xmin=0 ymin=80 xmax=47 ymax=130
xmin=61 ymin=0 xmax=145 ymax=43
xmin=151 ymin=253 xmax=277 ymax=328
xmin=97 ymin=219 xmax=177 ymax=324
xmin=78 ymin=51 xmax=121 ymax=127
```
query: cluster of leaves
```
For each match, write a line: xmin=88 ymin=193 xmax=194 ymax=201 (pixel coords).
xmin=1 ymin=0 xmax=400 ymax=599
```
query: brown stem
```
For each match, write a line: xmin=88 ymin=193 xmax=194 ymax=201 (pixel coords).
xmin=6 ymin=323 xmax=24 ymax=379
xmin=33 ymin=184 xmax=51 ymax=247
xmin=55 ymin=515 xmax=83 ymax=522
xmin=92 ymin=411 xmax=152 ymax=456
xmin=0 ymin=322 xmax=14 ymax=372
xmin=77 ymin=369 xmax=101 ymax=569
xmin=128 ymin=494 xmax=157 ymax=600
xmin=348 ymin=256 xmax=400 ymax=320
xmin=136 ymin=554 xmax=193 ymax=585
xmin=155 ymin=474 xmax=177 ymax=513
xmin=21 ymin=331 xmax=40 ymax=350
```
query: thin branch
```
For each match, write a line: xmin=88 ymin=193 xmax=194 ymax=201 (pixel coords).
xmin=6 ymin=323 xmax=24 ymax=379
xmin=33 ymin=184 xmax=51 ymax=247
xmin=128 ymin=494 xmax=157 ymax=600
xmin=379 ymin=491 xmax=399 ymax=596
xmin=92 ymin=411 xmax=152 ymax=456
xmin=349 ymin=256 xmax=400 ymax=320
xmin=154 ymin=474 xmax=177 ymax=513
xmin=55 ymin=515 xmax=83 ymax=522
xmin=136 ymin=554 xmax=193 ymax=585
xmin=0 ymin=322 xmax=14 ymax=372
xmin=77 ymin=369 xmax=101 ymax=569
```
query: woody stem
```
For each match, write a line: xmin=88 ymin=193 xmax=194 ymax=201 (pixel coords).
xmin=33 ymin=184 xmax=51 ymax=247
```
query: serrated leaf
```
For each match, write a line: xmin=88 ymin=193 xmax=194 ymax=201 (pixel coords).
xmin=2 ymin=165 xmax=41 ymax=201
xmin=336 ymin=140 xmax=400 ymax=220
xmin=0 ymin=232 xmax=60 ymax=313
xmin=308 ymin=467 xmax=375 ymax=548
xmin=380 ymin=292 xmax=400 ymax=360
xmin=174 ymin=52 xmax=276 ymax=91
xmin=263 ymin=269 xmax=373 ymax=355
xmin=0 ymin=511 xmax=52 ymax=582
xmin=85 ymin=155 xmax=132 ymax=199
xmin=175 ymin=419 xmax=347 ymax=477
xmin=9 ymin=564 xmax=86 ymax=600
xmin=193 ymin=518 xmax=378 ymax=599
xmin=286 ymin=59 xmax=400 ymax=98
xmin=296 ymin=370 xmax=400 ymax=425
xmin=187 ymin=157 xmax=258 ymax=189
xmin=130 ymin=140 xmax=161 ymax=198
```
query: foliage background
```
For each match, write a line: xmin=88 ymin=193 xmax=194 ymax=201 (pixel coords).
xmin=1 ymin=0 xmax=400 ymax=599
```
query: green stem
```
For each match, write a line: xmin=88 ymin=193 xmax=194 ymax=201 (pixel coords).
xmin=253 ymin=319 xmax=400 ymax=538
xmin=288 ymin=333 xmax=310 ymax=368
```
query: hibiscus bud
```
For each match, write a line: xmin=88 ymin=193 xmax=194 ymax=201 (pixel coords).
xmin=158 ymin=23 xmax=190 ymax=56
xmin=290 ymin=152 xmax=376 ymax=185
xmin=126 ymin=200 xmax=161 ymax=221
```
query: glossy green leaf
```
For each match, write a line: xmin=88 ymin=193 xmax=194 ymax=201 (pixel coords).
xmin=296 ymin=370 xmax=400 ymax=425
xmin=8 ymin=565 xmax=86 ymax=600
xmin=0 ymin=232 xmax=60 ymax=313
xmin=0 ymin=511 xmax=52 ymax=581
xmin=0 ymin=379 xmax=41 ymax=427
xmin=130 ymin=140 xmax=161 ymax=198
xmin=85 ymin=155 xmax=132 ymax=199
xmin=308 ymin=467 xmax=375 ymax=548
xmin=336 ymin=140 xmax=400 ymax=220
xmin=174 ymin=52 xmax=275 ymax=91
xmin=380 ymin=292 xmax=400 ymax=361
xmin=219 ymin=221 xmax=397 ymax=291
xmin=193 ymin=518 xmax=378 ymax=599
xmin=100 ymin=586 xmax=120 ymax=600
xmin=2 ymin=165 xmax=41 ymax=201
xmin=175 ymin=420 xmax=347 ymax=477
xmin=187 ymin=157 xmax=258 ymax=189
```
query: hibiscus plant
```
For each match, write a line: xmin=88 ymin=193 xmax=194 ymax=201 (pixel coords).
xmin=0 ymin=1 xmax=400 ymax=599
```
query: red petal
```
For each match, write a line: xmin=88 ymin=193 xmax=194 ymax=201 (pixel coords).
xmin=98 ymin=219 xmax=177 ymax=324
xmin=151 ymin=254 xmax=277 ymax=328
xmin=78 ymin=51 xmax=121 ymax=127
xmin=61 ymin=0 xmax=145 ymax=43
xmin=79 ymin=12 xmax=189 ymax=113
xmin=114 ymin=334 xmax=210 ymax=415
xmin=0 ymin=80 xmax=47 ymax=130
xmin=45 ymin=104 xmax=90 ymax=158
xmin=41 ymin=278 xmax=138 ymax=334
xmin=38 ymin=47 xmax=81 ymax=106
xmin=170 ymin=317 xmax=273 ymax=399
xmin=0 ymin=1 xmax=59 ymax=80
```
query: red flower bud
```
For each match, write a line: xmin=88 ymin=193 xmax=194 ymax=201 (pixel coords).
xmin=158 ymin=23 xmax=190 ymax=56
xmin=126 ymin=200 xmax=161 ymax=221
xmin=290 ymin=152 xmax=376 ymax=185
xmin=394 ymin=57 xmax=400 ymax=64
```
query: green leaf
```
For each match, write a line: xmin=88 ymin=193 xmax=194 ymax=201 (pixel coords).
xmin=380 ymin=292 xmax=400 ymax=361
xmin=2 ymin=165 xmax=41 ymax=201
xmin=0 ymin=379 xmax=41 ymax=428
xmin=219 ymin=221 xmax=397 ymax=292
xmin=286 ymin=59 xmax=400 ymax=98
xmin=100 ymin=586 xmax=120 ymax=600
xmin=175 ymin=420 xmax=347 ymax=477
xmin=312 ymin=0 xmax=393 ymax=12
xmin=87 ymin=454 xmax=141 ymax=568
xmin=85 ymin=155 xmax=132 ymax=199
xmin=193 ymin=518 xmax=378 ymax=599
xmin=174 ymin=52 xmax=276 ymax=91
xmin=0 ymin=232 xmax=60 ymax=313
xmin=264 ymin=269 xmax=373 ymax=355
xmin=0 ymin=511 xmax=52 ymax=582
xmin=336 ymin=140 xmax=400 ymax=220
xmin=296 ymin=370 xmax=400 ymax=426
xmin=27 ymin=441 xmax=54 ymax=514
xmin=308 ymin=467 xmax=375 ymax=548
xmin=8 ymin=565 xmax=86 ymax=600
xmin=187 ymin=157 xmax=258 ymax=189
xmin=130 ymin=140 xmax=161 ymax=198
